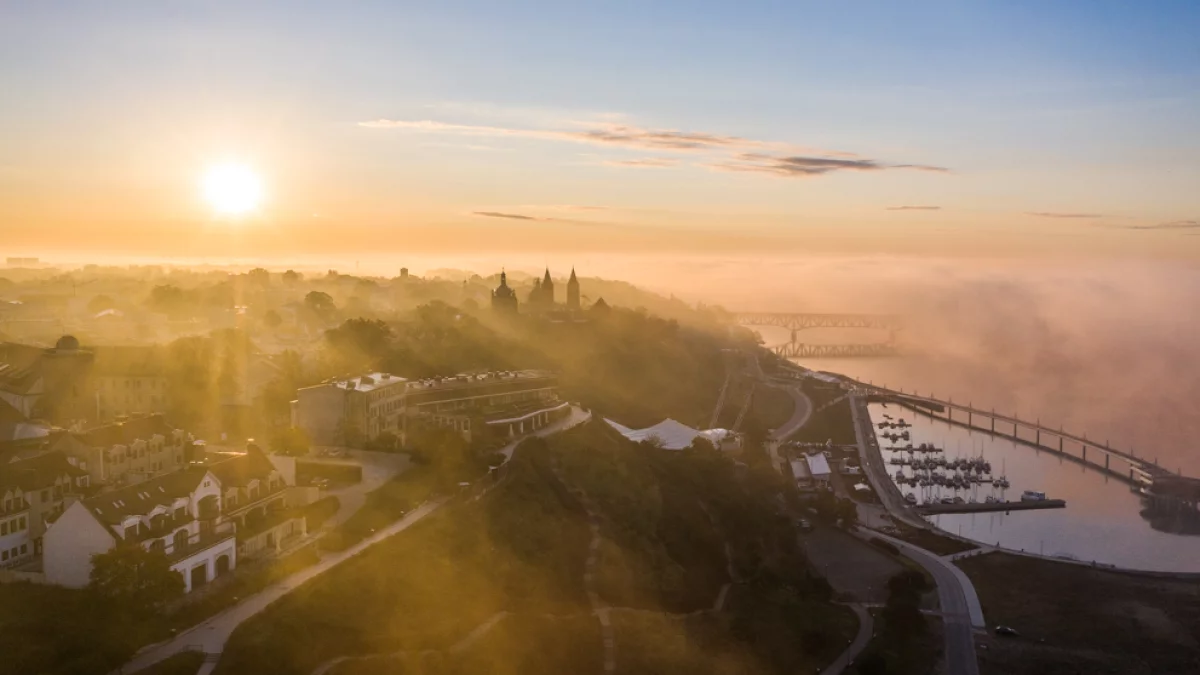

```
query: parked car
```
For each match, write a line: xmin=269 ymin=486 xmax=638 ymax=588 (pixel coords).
xmin=797 ymin=519 xmax=813 ymax=532
xmin=994 ymin=625 xmax=1020 ymax=637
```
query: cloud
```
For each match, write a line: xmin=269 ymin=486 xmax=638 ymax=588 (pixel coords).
xmin=601 ymin=158 xmax=678 ymax=168
xmin=362 ymin=116 xmax=948 ymax=179
xmin=527 ymin=204 xmax=610 ymax=212
xmin=710 ymin=153 xmax=949 ymax=177
xmin=473 ymin=211 xmax=541 ymax=221
xmin=1121 ymin=220 xmax=1200 ymax=231
xmin=1026 ymin=212 xmax=1103 ymax=219
xmin=886 ymin=205 xmax=942 ymax=211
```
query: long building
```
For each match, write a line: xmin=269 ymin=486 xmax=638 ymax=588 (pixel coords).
xmin=292 ymin=370 xmax=566 ymax=447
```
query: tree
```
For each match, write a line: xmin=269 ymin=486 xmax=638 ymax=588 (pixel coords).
xmin=247 ymin=268 xmax=270 ymax=288
xmin=89 ymin=545 xmax=184 ymax=617
xmin=324 ymin=318 xmax=393 ymax=372
xmin=283 ymin=269 xmax=302 ymax=285
xmin=304 ymin=291 xmax=336 ymax=320
xmin=263 ymin=309 xmax=283 ymax=329
xmin=270 ymin=427 xmax=311 ymax=456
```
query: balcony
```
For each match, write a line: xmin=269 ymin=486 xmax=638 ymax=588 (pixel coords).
xmin=166 ymin=522 xmax=236 ymax=563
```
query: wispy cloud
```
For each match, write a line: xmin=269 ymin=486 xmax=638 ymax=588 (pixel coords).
xmin=601 ymin=157 xmax=677 ymax=168
xmin=710 ymin=153 xmax=949 ymax=178
xmin=525 ymin=204 xmax=610 ymax=212
xmin=1026 ymin=212 xmax=1103 ymax=219
xmin=1120 ymin=220 xmax=1200 ymax=231
xmin=886 ymin=205 xmax=942 ymax=211
xmin=473 ymin=211 xmax=540 ymax=221
xmin=361 ymin=115 xmax=947 ymax=180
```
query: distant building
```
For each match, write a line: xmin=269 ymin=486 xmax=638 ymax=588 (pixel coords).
xmin=490 ymin=271 xmax=519 ymax=313
xmin=43 ymin=444 xmax=305 ymax=592
xmin=91 ymin=346 xmax=171 ymax=420
xmin=404 ymin=370 xmax=564 ymax=444
xmin=292 ymin=372 xmax=408 ymax=446
xmin=291 ymin=369 xmax=564 ymax=447
xmin=0 ymin=336 xmax=95 ymax=428
xmin=5 ymin=258 xmax=39 ymax=268
xmin=399 ymin=267 xmax=409 ymax=280
xmin=567 ymin=268 xmax=581 ymax=310
xmin=790 ymin=459 xmax=814 ymax=490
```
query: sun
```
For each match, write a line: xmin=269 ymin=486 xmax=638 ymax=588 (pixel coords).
xmin=202 ymin=163 xmax=263 ymax=216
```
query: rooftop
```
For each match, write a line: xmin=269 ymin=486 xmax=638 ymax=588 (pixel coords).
xmin=77 ymin=414 xmax=177 ymax=448
xmin=405 ymin=370 xmax=553 ymax=392
xmin=327 ymin=371 xmax=407 ymax=393
xmin=0 ymin=450 xmax=87 ymax=493
xmin=84 ymin=465 xmax=209 ymax=525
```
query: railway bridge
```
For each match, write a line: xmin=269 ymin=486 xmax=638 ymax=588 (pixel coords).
xmin=736 ymin=312 xmax=903 ymax=358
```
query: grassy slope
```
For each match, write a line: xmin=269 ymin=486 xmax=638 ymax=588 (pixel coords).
xmin=216 ymin=421 xmax=856 ymax=675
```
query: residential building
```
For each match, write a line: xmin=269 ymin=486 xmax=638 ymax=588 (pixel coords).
xmin=48 ymin=414 xmax=193 ymax=487
xmin=292 ymin=372 xmax=408 ymax=446
xmin=43 ymin=444 xmax=306 ymax=592
xmin=91 ymin=345 xmax=171 ymax=420
xmin=790 ymin=458 xmax=814 ymax=491
xmin=0 ymin=451 xmax=90 ymax=563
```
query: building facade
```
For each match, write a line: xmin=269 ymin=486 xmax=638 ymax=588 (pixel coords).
xmin=292 ymin=372 xmax=408 ymax=446
xmin=48 ymin=414 xmax=193 ymax=488
xmin=291 ymin=369 xmax=565 ymax=448
xmin=0 ymin=451 xmax=90 ymax=564
xmin=43 ymin=444 xmax=305 ymax=592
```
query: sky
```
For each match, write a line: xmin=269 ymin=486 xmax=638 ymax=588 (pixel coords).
xmin=1 ymin=1 xmax=1199 ymax=260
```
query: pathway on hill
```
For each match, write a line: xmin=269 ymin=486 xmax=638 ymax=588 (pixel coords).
xmin=120 ymin=407 xmax=592 ymax=675
xmin=820 ymin=604 xmax=873 ymax=675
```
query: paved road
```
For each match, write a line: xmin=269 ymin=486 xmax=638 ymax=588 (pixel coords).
xmin=820 ymin=603 xmax=874 ymax=675
xmin=848 ymin=394 xmax=926 ymax=530
xmin=848 ymin=394 xmax=983 ymax=675
xmin=864 ymin=530 xmax=983 ymax=675
xmin=766 ymin=384 xmax=812 ymax=472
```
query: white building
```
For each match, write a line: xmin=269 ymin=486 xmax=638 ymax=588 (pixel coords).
xmin=292 ymin=372 xmax=408 ymax=446
xmin=44 ymin=445 xmax=306 ymax=592
xmin=806 ymin=453 xmax=832 ymax=485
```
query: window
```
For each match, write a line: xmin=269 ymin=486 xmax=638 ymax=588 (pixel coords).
xmin=2 ymin=550 xmax=7 ymax=561
xmin=1 ymin=522 xmax=7 ymax=536
xmin=19 ymin=544 xmax=26 ymax=555
xmin=17 ymin=516 xmax=25 ymax=531
xmin=40 ymin=489 xmax=48 ymax=501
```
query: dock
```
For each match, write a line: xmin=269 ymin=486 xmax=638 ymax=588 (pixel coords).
xmin=916 ymin=499 xmax=1066 ymax=515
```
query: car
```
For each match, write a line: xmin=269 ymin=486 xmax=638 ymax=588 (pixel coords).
xmin=994 ymin=625 xmax=1020 ymax=638
xmin=797 ymin=519 xmax=813 ymax=532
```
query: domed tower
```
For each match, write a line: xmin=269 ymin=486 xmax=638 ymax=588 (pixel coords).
xmin=567 ymin=268 xmax=580 ymax=310
xmin=540 ymin=268 xmax=555 ymax=305
xmin=491 ymin=270 xmax=518 ymax=313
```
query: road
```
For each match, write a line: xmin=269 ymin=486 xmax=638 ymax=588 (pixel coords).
xmin=848 ymin=393 xmax=983 ymax=675
xmin=863 ymin=530 xmax=983 ymax=675
xmin=820 ymin=603 xmax=874 ymax=675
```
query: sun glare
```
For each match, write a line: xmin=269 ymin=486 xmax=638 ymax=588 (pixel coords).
xmin=202 ymin=163 xmax=263 ymax=216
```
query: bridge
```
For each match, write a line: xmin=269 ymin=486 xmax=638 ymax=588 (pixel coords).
xmin=736 ymin=312 xmax=902 ymax=359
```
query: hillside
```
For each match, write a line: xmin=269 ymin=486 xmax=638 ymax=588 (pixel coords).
xmin=215 ymin=420 xmax=855 ymax=675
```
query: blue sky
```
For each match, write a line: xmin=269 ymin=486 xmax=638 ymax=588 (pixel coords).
xmin=1 ymin=1 xmax=1198 ymax=256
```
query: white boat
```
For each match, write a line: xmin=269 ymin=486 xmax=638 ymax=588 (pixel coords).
xmin=1020 ymin=490 xmax=1047 ymax=502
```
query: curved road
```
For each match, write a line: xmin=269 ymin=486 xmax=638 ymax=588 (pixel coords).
xmin=820 ymin=603 xmax=874 ymax=675
xmin=848 ymin=393 xmax=983 ymax=675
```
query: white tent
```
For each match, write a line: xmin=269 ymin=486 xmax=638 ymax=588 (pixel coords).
xmin=605 ymin=418 xmax=737 ymax=451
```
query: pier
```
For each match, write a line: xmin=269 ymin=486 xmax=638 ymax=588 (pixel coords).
xmin=847 ymin=382 xmax=1176 ymax=489
xmin=916 ymin=499 xmax=1066 ymax=515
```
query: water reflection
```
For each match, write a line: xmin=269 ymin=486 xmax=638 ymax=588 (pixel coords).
xmin=867 ymin=402 xmax=1200 ymax=573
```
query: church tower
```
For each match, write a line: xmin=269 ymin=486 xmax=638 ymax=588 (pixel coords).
xmin=567 ymin=268 xmax=580 ymax=310
xmin=491 ymin=270 xmax=518 ymax=313
xmin=541 ymin=268 xmax=555 ymax=305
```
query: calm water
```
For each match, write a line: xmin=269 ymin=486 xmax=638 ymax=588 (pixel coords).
xmin=865 ymin=401 xmax=1200 ymax=572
